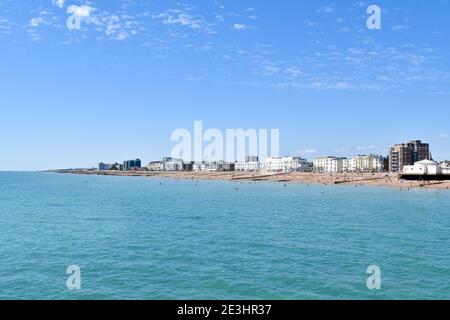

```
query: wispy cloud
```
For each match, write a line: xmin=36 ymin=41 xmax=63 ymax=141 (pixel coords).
xmin=391 ymin=24 xmax=410 ymax=31
xmin=231 ymin=23 xmax=254 ymax=31
xmin=30 ymin=17 xmax=44 ymax=27
xmin=0 ymin=18 xmax=12 ymax=33
xmin=222 ymin=37 xmax=450 ymax=92
xmin=7 ymin=1 xmax=450 ymax=94
xmin=27 ymin=10 xmax=61 ymax=41
xmin=152 ymin=9 xmax=211 ymax=32
xmin=335 ymin=148 xmax=351 ymax=153
xmin=316 ymin=4 xmax=336 ymax=14
xmin=356 ymin=145 xmax=376 ymax=151
xmin=95 ymin=14 xmax=140 ymax=40
xmin=66 ymin=5 xmax=94 ymax=18
xmin=52 ymin=0 xmax=65 ymax=9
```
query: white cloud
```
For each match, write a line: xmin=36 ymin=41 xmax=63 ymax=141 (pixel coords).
xmin=66 ymin=5 xmax=94 ymax=18
xmin=284 ymin=67 xmax=301 ymax=78
xmin=167 ymin=14 xmax=199 ymax=28
xmin=440 ymin=133 xmax=449 ymax=139
xmin=153 ymin=10 xmax=210 ymax=32
xmin=52 ymin=0 xmax=65 ymax=8
xmin=391 ymin=25 xmax=410 ymax=31
xmin=316 ymin=5 xmax=336 ymax=14
xmin=27 ymin=10 xmax=60 ymax=40
xmin=37 ymin=4 xmax=137 ymax=41
xmin=305 ymin=20 xmax=316 ymax=27
xmin=116 ymin=31 xmax=129 ymax=40
xmin=232 ymin=23 xmax=253 ymax=31
xmin=0 ymin=19 xmax=12 ymax=32
xmin=94 ymin=14 xmax=139 ymax=40
xmin=30 ymin=17 xmax=44 ymax=27
xmin=215 ymin=14 xmax=224 ymax=22
xmin=356 ymin=145 xmax=376 ymax=151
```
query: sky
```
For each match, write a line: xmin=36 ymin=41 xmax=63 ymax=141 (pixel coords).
xmin=0 ymin=0 xmax=449 ymax=170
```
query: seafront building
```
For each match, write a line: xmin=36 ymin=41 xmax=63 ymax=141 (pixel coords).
xmin=123 ymin=159 xmax=141 ymax=171
xmin=314 ymin=156 xmax=346 ymax=173
xmin=207 ymin=161 xmax=235 ymax=172
xmin=344 ymin=154 xmax=385 ymax=173
xmin=193 ymin=162 xmax=209 ymax=172
xmin=389 ymin=140 xmax=430 ymax=172
xmin=146 ymin=161 xmax=163 ymax=171
xmin=221 ymin=162 xmax=235 ymax=172
xmin=183 ymin=161 xmax=194 ymax=172
xmin=162 ymin=157 xmax=184 ymax=171
xmin=402 ymin=160 xmax=450 ymax=179
xmin=235 ymin=156 xmax=260 ymax=172
xmin=246 ymin=156 xmax=259 ymax=163
xmin=99 ymin=139 xmax=435 ymax=175
xmin=235 ymin=161 xmax=260 ymax=172
xmin=98 ymin=162 xmax=113 ymax=171
xmin=264 ymin=157 xmax=313 ymax=173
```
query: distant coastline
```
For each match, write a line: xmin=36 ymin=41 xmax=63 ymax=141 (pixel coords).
xmin=49 ymin=169 xmax=450 ymax=190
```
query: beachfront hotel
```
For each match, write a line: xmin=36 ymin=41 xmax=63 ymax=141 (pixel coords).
xmin=313 ymin=156 xmax=346 ymax=173
xmin=264 ymin=157 xmax=313 ymax=173
xmin=235 ymin=156 xmax=260 ymax=172
xmin=147 ymin=161 xmax=163 ymax=171
xmin=193 ymin=161 xmax=210 ymax=172
xmin=314 ymin=155 xmax=385 ymax=173
xmin=388 ymin=140 xmax=430 ymax=172
xmin=208 ymin=161 xmax=235 ymax=172
xmin=344 ymin=154 xmax=385 ymax=173
xmin=161 ymin=157 xmax=184 ymax=171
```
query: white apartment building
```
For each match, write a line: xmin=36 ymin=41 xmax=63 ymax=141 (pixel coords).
xmin=201 ymin=161 xmax=234 ymax=172
xmin=235 ymin=161 xmax=260 ymax=172
xmin=314 ymin=157 xmax=346 ymax=173
xmin=146 ymin=161 xmax=163 ymax=171
xmin=264 ymin=157 xmax=312 ymax=173
xmin=162 ymin=157 xmax=184 ymax=171
xmin=347 ymin=155 xmax=384 ymax=173
xmin=193 ymin=162 xmax=210 ymax=172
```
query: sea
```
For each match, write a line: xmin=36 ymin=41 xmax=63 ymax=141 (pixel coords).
xmin=0 ymin=172 xmax=449 ymax=300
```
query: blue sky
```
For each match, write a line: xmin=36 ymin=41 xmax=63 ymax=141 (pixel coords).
xmin=0 ymin=0 xmax=449 ymax=170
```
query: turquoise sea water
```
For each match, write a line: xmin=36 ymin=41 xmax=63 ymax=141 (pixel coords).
xmin=0 ymin=172 xmax=449 ymax=300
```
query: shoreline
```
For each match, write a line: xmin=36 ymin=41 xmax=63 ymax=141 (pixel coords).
xmin=49 ymin=170 xmax=450 ymax=190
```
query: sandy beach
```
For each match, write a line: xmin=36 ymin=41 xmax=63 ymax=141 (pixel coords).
xmin=51 ymin=170 xmax=450 ymax=190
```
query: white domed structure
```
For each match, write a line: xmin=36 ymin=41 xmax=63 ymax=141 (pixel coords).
xmin=415 ymin=159 xmax=439 ymax=166
xmin=403 ymin=159 xmax=440 ymax=175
